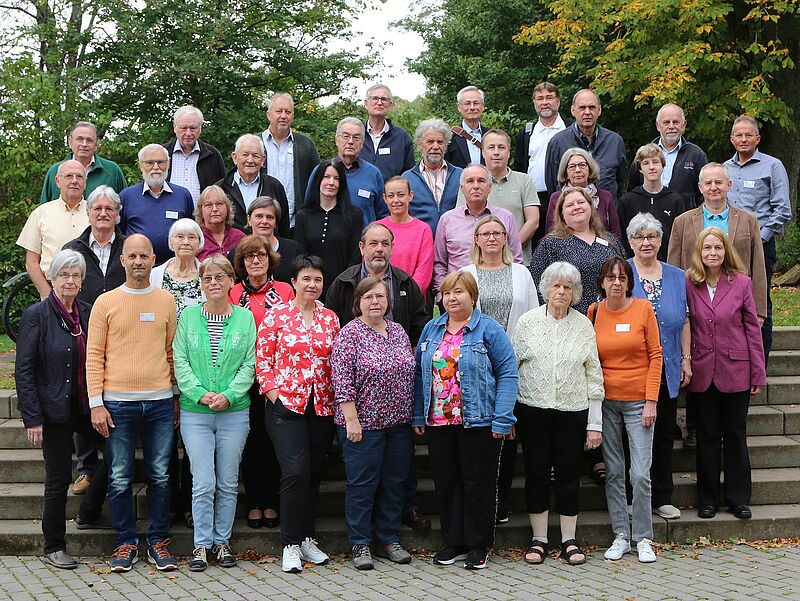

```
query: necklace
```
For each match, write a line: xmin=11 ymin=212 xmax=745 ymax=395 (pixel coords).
xmin=59 ymin=316 xmax=83 ymax=337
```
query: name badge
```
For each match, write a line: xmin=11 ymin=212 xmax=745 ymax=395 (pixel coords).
xmin=184 ymin=297 xmax=199 ymax=306
xmin=357 ymin=188 xmax=371 ymax=199
xmin=399 ymin=290 xmax=407 ymax=296
xmin=378 ymin=148 xmax=391 ymax=155
xmin=616 ymin=323 xmax=631 ymax=333
xmin=165 ymin=210 xmax=179 ymax=219
xmin=595 ymin=237 xmax=609 ymax=246
xmin=743 ymin=180 xmax=756 ymax=189
xmin=140 ymin=313 xmax=156 ymax=322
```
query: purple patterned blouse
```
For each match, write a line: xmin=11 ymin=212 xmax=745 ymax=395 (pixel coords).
xmin=330 ymin=318 xmax=415 ymax=430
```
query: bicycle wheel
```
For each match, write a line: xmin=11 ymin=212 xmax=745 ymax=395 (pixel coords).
xmin=2 ymin=274 xmax=38 ymax=342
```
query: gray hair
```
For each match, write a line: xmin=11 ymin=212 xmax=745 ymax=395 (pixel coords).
xmin=414 ymin=118 xmax=452 ymax=146
xmin=732 ymin=115 xmax=760 ymax=135
xmin=69 ymin=121 xmax=98 ymax=138
xmin=457 ymin=85 xmax=485 ymax=104
xmin=167 ymin=218 xmax=205 ymax=252
xmin=137 ymin=143 xmax=170 ymax=162
xmin=655 ymin=103 xmax=686 ymax=123
xmin=336 ymin=117 xmax=365 ymax=137
xmin=626 ymin=212 xmax=664 ymax=239
xmin=459 ymin=163 xmax=492 ymax=186
xmin=173 ymin=105 xmax=204 ymax=126
xmin=86 ymin=185 xmax=122 ymax=224
xmin=556 ymin=147 xmax=600 ymax=185
xmin=539 ymin=261 xmax=582 ymax=305
xmin=247 ymin=195 xmax=282 ymax=221
xmin=360 ymin=222 xmax=394 ymax=244
xmin=267 ymin=92 xmax=294 ymax=110
xmin=234 ymin=133 xmax=265 ymax=154
xmin=365 ymin=83 xmax=393 ymax=102
xmin=698 ymin=162 xmax=730 ymax=183
xmin=48 ymin=249 xmax=86 ymax=281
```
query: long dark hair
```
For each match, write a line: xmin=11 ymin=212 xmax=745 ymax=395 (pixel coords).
xmin=305 ymin=159 xmax=352 ymax=212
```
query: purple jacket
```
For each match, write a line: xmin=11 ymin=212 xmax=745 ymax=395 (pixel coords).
xmin=685 ymin=273 xmax=766 ymax=394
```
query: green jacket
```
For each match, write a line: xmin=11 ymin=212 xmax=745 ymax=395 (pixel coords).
xmin=40 ymin=154 xmax=128 ymax=203
xmin=173 ymin=304 xmax=256 ymax=413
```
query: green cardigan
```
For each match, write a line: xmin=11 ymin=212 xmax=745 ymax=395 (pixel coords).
xmin=40 ymin=153 xmax=128 ymax=203
xmin=173 ymin=304 xmax=256 ymax=413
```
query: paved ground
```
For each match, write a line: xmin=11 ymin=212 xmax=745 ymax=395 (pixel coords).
xmin=0 ymin=543 xmax=797 ymax=600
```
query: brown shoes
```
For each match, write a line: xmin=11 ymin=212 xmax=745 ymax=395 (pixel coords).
xmin=72 ymin=474 xmax=91 ymax=495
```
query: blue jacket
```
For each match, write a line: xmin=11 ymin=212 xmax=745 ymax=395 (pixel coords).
xmin=403 ymin=163 xmax=463 ymax=235
xmin=629 ymin=259 xmax=687 ymax=398
xmin=359 ymin=118 xmax=416 ymax=180
xmin=413 ymin=309 xmax=518 ymax=434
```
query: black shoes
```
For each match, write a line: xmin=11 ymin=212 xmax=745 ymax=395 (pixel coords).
xmin=732 ymin=505 xmax=752 ymax=519
xmin=697 ymin=505 xmax=717 ymax=519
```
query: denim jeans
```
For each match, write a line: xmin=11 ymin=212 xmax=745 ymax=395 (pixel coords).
xmin=180 ymin=409 xmax=249 ymax=548
xmin=339 ymin=424 xmax=413 ymax=546
xmin=105 ymin=400 xmax=175 ymax=546
xmin=602 ymin=400 xmax=654 ymax=543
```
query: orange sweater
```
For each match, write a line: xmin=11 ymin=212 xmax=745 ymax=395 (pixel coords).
xmin=589 ymin=298 xmax=662 ymax=402
xmin=86 ymin=285 xmax=178 ymax=407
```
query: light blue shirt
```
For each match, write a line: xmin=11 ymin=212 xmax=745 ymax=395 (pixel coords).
xmin=658 ymin=138 xmax=682 ymax=188
xmin=263 ymin=130 xmax=296 ymax=227
xmin=462 ymin=121 xmax=483 ymax=165
xmin=702 ymin=203 xmax=729 ymax=233
xmin=169 ymin=142 xmax=201 ymax=205
xmin=233 ymin=171 xmax=261 ymax=212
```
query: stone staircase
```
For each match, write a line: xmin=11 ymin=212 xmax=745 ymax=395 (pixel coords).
xmin=0 ymin=329 xmax=798 ymax=556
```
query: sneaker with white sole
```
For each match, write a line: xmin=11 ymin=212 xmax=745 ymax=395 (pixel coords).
xmin=637 ymin=538 xmax=657 ymax=563
xmin=281 ymin=544 xmax=302 ymax=573
xmin=604 ymin=534 xmax=631 ymax=560
xmin=654 ymin=504 xmax=682 ymax=520
xmin=300 ymin=537 xmax=329 ymax=565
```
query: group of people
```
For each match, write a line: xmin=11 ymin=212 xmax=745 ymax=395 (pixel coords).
xmin=14 ymin=80 xmax=788 ymax=574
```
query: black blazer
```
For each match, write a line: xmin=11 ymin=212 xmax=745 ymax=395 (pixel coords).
xmin=63 ymin=226 xmax=127 ymax=305
xmin=216 ymin=167 xmax=290 ymax=237
xmin=15 ymin=296 xmax=91 ymax=428
xmin=444 ymin=124 xmax=488 ymax=168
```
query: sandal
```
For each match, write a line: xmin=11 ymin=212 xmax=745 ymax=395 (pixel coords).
xmin=561 ymin=539 xmax=586 ymax=566
xmin=591 ymin=462 xmax=607 ymax=486
xmin=524 ymin=540 xmax=548 ymax=564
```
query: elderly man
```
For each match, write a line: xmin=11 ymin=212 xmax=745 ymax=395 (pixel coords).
xmin=163 ymin=105 xmax=226 ymax=205
xmin=402 ymin=119 xmax=463 ymax=235
xmin=628 ymin=103 xmax=708 ymax=208
xmin=445 ymin=86 xmax=488 ymax=168
xmin=119 ymin=144 xmax=194 ymax=265
xmin=261 ymin=93 xmax=320 ymax=231
xmin=358 ymin=84 xmax=415 ymax=180
xmin=215 ymin=134 xmax=290 ymax=236
xmin=434 ymin=164 xmax=523 ymax=292
xmin=458 ymin=129 xmax=540 ymax=262
xmin=18 ymin=159 xmax=90 ymax=299
xmin=544 ymin=89 xmax=627 ymax=199
xmin=725 ymin=116 xmax=792 ymax=360
xmin=306 ymin=117 xmax=387 ymax=225
xmin=41 ymin=122 xmax=128 ymax=203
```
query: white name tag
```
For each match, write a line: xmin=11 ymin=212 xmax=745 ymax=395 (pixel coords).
xmin=357 ymin=188 xmax=371 ymax=199
xmin=184 ymin=297 xmax=199 ymax=306
xmin=595 ymin=237 xmax=609 ymax=246
xmin=743 ymin=180 xmax=756 ymax=189
xmin=140 ymin=313 xmax=156 ymax=322
xmin=165 ymin=210 xmax=179 ymax=219
xmin=378 ymin=148 xmax=391 ymax=155
xmin=616 ymin=323 xmax=631 ymax=332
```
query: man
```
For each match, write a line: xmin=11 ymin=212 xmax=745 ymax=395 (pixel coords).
xmin=306 ymin=118 xmax=388 ymax=225
xmin=445 ymin=86 xmax=488 ymax=168
xmin=261 ymin=93 xmax=320 ymax=231
xmin=18 ymin=159 xmax=90 ymax=299
xmin=119 ymin=144 xmax=194 ymax=266
xmin=544 ymin=89 xmax=627 ymax=199
xmin=513 ymin=82 xmax=566 ymax=245
xmin=402 ymin=119 xmax=463 ymax=235
xmin=215 ymin=134 xmax=290 ymax=236
xmin=458 ymin=129 xmax=540 ymax=262
xmin=725 ymin=116 xmax=792 ymax=360
xmin=358 ymin=84 xmax=415 ymax=180
xmin=41 ymin=122 xmax=128 ymax=203
xmin=434 ymin=165 xmax=523 ymax=292
xmin=628 ymin=103 xmax=708 ymax=208
xmin=325 ymin=222 xmax=430 ymax=534
xmin=87 ymin=234 xmax=179 ymax=572
xmin=163 ymin=105 xmax=226 ymax=205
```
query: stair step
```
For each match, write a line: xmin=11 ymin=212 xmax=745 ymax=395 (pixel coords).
xmin=772 ymin=327 xmax=800 ymax=351
xmin=761 ymin=376 xmax=800 ymax=405
xmin=767 ymin=350 xmax=800 ymax=376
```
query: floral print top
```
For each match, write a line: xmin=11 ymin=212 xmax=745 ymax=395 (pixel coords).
xmin=428 ymin=327 xmax=464 ymax=426
xmin=639 ymin=276 xmax=663 ymax=319
xmin=162 ymin=272 xmax=203 ymax=320
xmin=255 ymin=301 xmax=340 ymax=416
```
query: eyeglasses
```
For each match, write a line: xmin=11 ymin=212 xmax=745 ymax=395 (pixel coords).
xmin=362 ymin=293 xmax=387 ymax=302
xmin=476 ymin=231 xmax=506 ymax=240
xmin=367 ymin=95 xmax=391 ymax=104
xmin=566 ymin=162 xmax=589 ymax=171
xmin=337 ymin=133 xmax=363 ymax=142
xmin=56 ymin=273 xmax=82 ymax=281
xmin=604 ymin=274 xmax=628 ymax=282
xmin=631 ymin=234 xmax=660 ymax=243
xmin=244 ymin=251 xmax=268 ymax=263
xmin=201 ymin=274 xmax=229 ymax=284
xmin=72 ymin=136 xmax=97 ymax=144
xmin=142 ymin=159 xmax=168 ymax=167
xmin=534 ymin=95 xmax=558 ymax=102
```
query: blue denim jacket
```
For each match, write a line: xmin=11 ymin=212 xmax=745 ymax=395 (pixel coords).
xmin=413 ymin=309 xmax=518 ymax=434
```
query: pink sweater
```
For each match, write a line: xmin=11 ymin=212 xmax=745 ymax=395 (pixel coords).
xmin=377 ymin=217 xmax=434 ymax=294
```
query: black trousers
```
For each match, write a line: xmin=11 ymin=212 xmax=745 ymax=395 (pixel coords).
xmin=691 ymin=384 xmax=751 ymax=508
xmin=762 ymin=237 xmax=775 ymax=363
xmin=241 ymin=385 xmax=281 ymax=511
xmin=168 ymin=433 xmax=192 ymax=515
xmin=515 ymin=404 xmax=587 ymax=516
xmin=426 ymin=425 xmax=502 ymax=550
xmin=266 ymin=397 xmax=335 ymax=546
xmin=650 ymin=386 xmax=677 ymax=507
xmin=496 ymin=439 xmax=517 ymax=514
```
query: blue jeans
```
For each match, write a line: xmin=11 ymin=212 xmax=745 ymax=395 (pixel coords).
xmin=339 ymin=424 xmax=413 ymax=546
xmin=180 ymin=409 xmax=249 ymax=548
xmin=105 ymin=400 xmax=174 ymax=546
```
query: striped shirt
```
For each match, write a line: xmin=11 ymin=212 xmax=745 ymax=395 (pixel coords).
xmin=202 ymin=308 xmax=230 ymax=364
xmin=170 ymin=142 xmax=201 ymax=205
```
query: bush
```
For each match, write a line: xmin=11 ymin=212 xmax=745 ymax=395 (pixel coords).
xmin=776 ymin=222 xmax=800 ymax=273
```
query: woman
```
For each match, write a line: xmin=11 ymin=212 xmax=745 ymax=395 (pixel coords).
xmin=511 ymin=262 xmax=604 ymax=566
xmin=256 ymin=255 xmax=340 ymax=574
xmin=628 ymin=212 xmax=692 ymax=520
xmin=589 ymin=257 xmax=662 ymax=564
xmin=173 ymin=255 xmax=256 ymax=572
xmin=150 ymin=218 xmax=206 ymax=318
xmin=295 ymin=160 xmax=363 ymax=294
xmin=461 ymin=215 xmax=538 ymax=524
xmin=195 ymin=185 xmax=245 ymax=261
xmin=413 ymin=271 xmax=518 ymax=571
xmin=230 ymin=234 xmax=294 ymax=530
xmin=331 ymin=277 xmax=416 ymax=570
xmin=618 ymin=144 xmax=685 ymax=259
xmin=545 ymin=148 xmax=621 ymax=239
xmin=685 ymin=227 xmax=765 ymax=520
xmin=377 ymin=176 xmax=434 ymax=295
xmin=16 ymin=250 xmax=105 ymax=569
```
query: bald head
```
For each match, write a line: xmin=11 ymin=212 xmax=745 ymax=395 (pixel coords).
xmin=655 ymin=103 xmax=686 ymax=150
xmin=121 ymin=234 xmax=156 ymax=286
xmin=571 ymin=90 xmax=602 ymax=135
xmin=55 ymin=159 xmax=87 ymax=207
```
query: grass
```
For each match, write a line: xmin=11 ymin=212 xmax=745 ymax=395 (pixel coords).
xmin=772 ymin=286 xmax=800 ymax=327
xmin=0 ymin=335 xmax=13 ymax=354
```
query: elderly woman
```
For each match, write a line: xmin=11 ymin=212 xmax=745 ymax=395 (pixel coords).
xmin=256 ymin=255 xmax=340 ymax=574
xmin=173 ymin=255 xmax=256 ymax=572
xmin=589 ymin=257 xmax=662 ymax=564
xmin=685 ymin=228 xmax=766 ymax=520
xmin=150 ymin=218 xmax=206 ymax=318
xmin=511 ymin=262 xmax=603 ymax=566
xmin=413 ymin=271 xmax=518 ymax=571
xmin=545 ymin=148 xmax=621 ymax=239
xmin=628 ymin=212 xmax=692 ymax=520
xmin=331 ymin=276 xmax=416 ymax=570
xmin=461 ymin=214 xmax=538 ymax=524
xmin=195 ymin=185 xmax=245 ymax=261
xmin=15 ymin=250 xmax=106 ymax=569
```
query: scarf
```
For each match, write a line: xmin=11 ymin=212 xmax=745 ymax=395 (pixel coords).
xmin=238 ymin=278 xmax=284 ymax=310
xmin=50 ymin=292 xmax=89 ymax=415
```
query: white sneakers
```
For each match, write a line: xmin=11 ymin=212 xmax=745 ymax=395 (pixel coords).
xmin=637 ymin=539 xmax=657 ymax=563
xmin=300 ymin=537 xmax=330 ymax=565
xmin=282 ymin=544 xmax=302 ymax=573
xmin=654 ymin=504 xmax=682 ymax=520
xmin=604 ymin=534 xmax=631 ymax=560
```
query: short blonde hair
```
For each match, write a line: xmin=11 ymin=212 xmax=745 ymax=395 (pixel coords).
xmin=199 ymin=254 xmax=235 ymax=279
xmin=634 ymin=143 xmax=666 ymax=169
xmin=195 ymin=185 xmax=235 ymax=228
xmin=470 ymin=215 xmax=513 ymax=266
xmin=440 ymin=271 xmax=479 ymax=305
xmin=686 ymin=227 xmax=745 ymax=284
